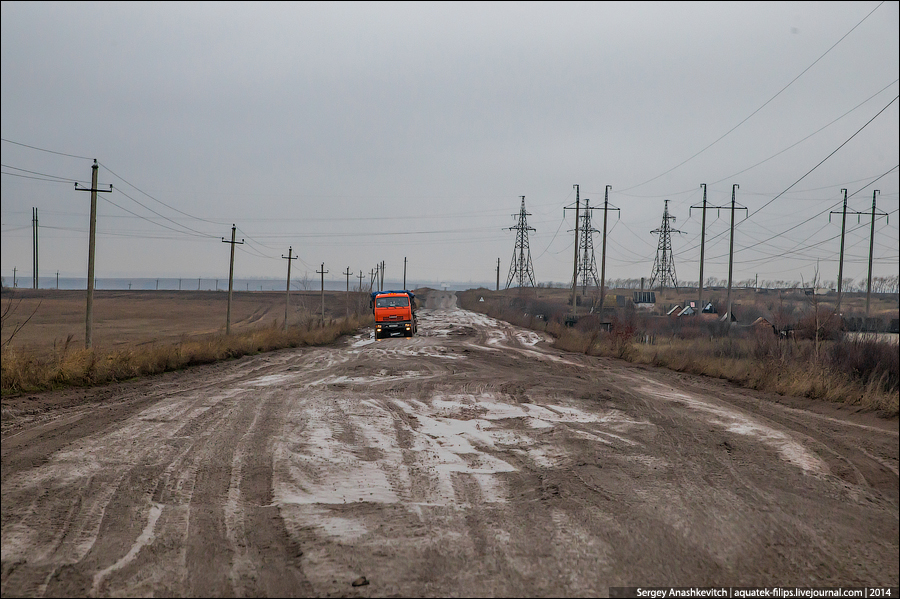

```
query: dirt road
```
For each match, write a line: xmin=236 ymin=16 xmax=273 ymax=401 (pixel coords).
xmin=2 ymin=291 xmax=897 ymax=597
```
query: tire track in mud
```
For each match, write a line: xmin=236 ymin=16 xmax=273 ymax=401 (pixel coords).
xmin=1 ymin=349 xmax=350 ymax=597
xmin=2 ymin=291 xmax=898 ymax=596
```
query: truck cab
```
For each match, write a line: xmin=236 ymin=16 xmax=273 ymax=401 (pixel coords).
xmin=371 ymin=290 xmax=417 ymax=339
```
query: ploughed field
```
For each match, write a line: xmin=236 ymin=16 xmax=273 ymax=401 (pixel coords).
xmin=1 ymin=290 xmax=897 ymax=597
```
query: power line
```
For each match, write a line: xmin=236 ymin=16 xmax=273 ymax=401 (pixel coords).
xmin=1 ymin=138 xmax=93 ymax=160
xmin=98 ymin=162 xmax=223 ymax=225
xmin=618 ymin=1 xmax=887 ymax=192
xmin=104 ymin=187 xmax=218 ymax=239
xmin=708 ymin=78 xmax=899 ymax=187
xmin=745 ymin=95 xmax=899 ymax=222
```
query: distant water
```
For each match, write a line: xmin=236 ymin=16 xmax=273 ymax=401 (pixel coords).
xmin=3 ymin=277 xmax=489 ymax=292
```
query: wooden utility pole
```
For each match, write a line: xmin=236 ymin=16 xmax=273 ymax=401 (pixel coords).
xmin=344 ymin=266 xmax=352 ymax=317
xmin=403 ymin=257 xmax=407 ymax=289
xmin=317 ymin=263 xmax=329 ymax=325
xmin=380 ymin=260 xmax=385 ymax=291
xmin=599 ymin=185 xmax=619 ymax=312
xmin=282 ymin=247 xmax=298 ymax=331
xmin=496 ymin=258 xmax=500 ymax=291
xmin=75 ymin=159 xmax=112 ymax=349
xmin=32 ymin=207 xmax=38 ymax=289
xmin=222 ymin=225 xmax=244 ymax=335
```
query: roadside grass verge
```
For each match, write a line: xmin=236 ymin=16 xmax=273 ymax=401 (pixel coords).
xmin=460 ymin=293 xmax=898 ymax=417
xmin=1 ymin=314 xmax=372 ymax=395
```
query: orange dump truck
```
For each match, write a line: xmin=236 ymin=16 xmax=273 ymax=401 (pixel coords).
xmin=370 ymin=290 xmax=417 ymax=339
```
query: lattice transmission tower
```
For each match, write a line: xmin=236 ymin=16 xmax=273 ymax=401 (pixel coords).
xmin=576 ymin=200 xmax=601 ymax=293
xmin=506 ymin=196 xmax=537 ymax=289
xmin=649 ymin=200 xmax=682 ymax=291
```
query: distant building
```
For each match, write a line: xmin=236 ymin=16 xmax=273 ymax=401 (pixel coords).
xmin=633 ymin=291 xmax=656 ymax=305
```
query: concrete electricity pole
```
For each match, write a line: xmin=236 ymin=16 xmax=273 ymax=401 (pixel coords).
xmin=599 ymin=185 xmax=619 ymax=312
xmin=75 ymin=159 xmax=112 ymax=349
xmin=830 ymin=189 xmax=849 ymax=313
xmin=358 ymin=270 xmax=365 ymax=292
xmin=692 ymin=184 xmax=710 ymax=312
xmin=403 ymin=257 xmax=407 ymax=290
xmin=222 ymin=225 xmax=244 ymax=335
xmin=724 ymin=184 xmax=746 ymax=329
xmin=32 ymin=207 xmax=38 ymax=289
xmin=282 ymin=247 xmax=298 ymax=331
xmin=496 ymin=258 xmax=500 ymax=291
xmin=865 ymin=190 xmax=881 ymax=322
xmin=344 ymin=266 xmax=352 ymax=317
xmin=317 ymin=263 xmax=329 ymax=325
xmin=565 ymin=185 xmax=581 ymax=317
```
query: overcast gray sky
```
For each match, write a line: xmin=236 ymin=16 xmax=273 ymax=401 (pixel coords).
xmin=2 ymin=1 xmax=898 ymax=289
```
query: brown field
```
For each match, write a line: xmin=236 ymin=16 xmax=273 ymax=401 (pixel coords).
xmin=2 ymin=288 xmax=371 ymax=355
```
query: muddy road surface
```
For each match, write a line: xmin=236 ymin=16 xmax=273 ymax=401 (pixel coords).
xmin=2 ymin=291 xmax=898 ymax=597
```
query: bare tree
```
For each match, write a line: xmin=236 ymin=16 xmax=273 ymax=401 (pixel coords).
xmin=1 ymin=291 xmax=42 ymax=348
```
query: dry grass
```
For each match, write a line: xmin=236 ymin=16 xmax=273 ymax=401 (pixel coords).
xmin=1 ymin=314 xmax=372 ymax=395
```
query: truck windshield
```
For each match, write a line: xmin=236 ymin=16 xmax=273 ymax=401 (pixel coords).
xmin=376 ymin=296 xmax=409 ymax=308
